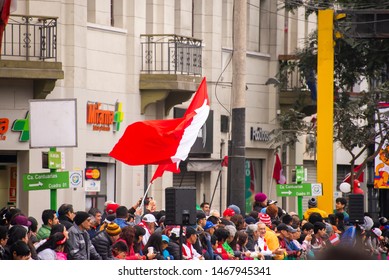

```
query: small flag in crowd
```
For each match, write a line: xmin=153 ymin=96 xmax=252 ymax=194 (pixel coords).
xmin=329 ymin=233 xmax=340 ymax=246
xmin=273 ymin=153 xmax=286 ymax=184
xmin=110 ymin=77 xmax=210 ymax=183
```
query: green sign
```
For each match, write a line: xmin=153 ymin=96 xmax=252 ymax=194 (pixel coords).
xmin=276 ymin=183 xmax=322 ymax=197
xmin=23 ymin=171 xmax=70 ymax=191
xmin=48 ymin=151 xmax=62 ymax=169
xmin=295 ymin=165 xmax=304 ymax=183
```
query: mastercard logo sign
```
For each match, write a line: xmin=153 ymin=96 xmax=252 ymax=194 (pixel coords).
xmin=85 ymin=168 xmax=101 ymax=180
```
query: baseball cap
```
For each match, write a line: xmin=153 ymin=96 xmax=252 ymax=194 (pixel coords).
xmin=142 ymin=214 xmax=157 ymax=224
xmin=223 ymin=208 xmax=235 ymax=217
xmin=277 ymin=223 xmax=297 ymax=233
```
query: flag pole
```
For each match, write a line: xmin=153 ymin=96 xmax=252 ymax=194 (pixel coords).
xmin=268 ymin=151 xmax=276 ymax=199
xmin=138 ymin=181 xmax=153 ymax=211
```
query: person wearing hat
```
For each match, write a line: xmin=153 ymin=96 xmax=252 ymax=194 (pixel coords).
xmin=161 ymin=234 xmax=174 ymax=260
xmin=67 ymin=211 xmax=102 ymax=260
xmin=253 ymin=192 xmax=268 ymax=213
xmin=139 ymin=213 xmax=157 ymax=246
xmin=276 ymin=223 xmax=301 ymax=260
xmin=182 ymin=226 xmax=204 ymax=260
xmin=303 ymin=197 xmax=328 ymax=220
xmin=166 ymin=227 xmax=183 ymax=260
xmin=198 ymin=221 xmax=217 ymax=260
xmin=91 ymin=222 xmax=121 ymax=260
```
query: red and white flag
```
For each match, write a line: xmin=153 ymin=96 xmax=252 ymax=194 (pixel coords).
xmin=329 ymin=233 xmax=340 ymax=246
xmin=273 ymin=153 xmax=286 ymax=184
xmin=0 ymin=0 xmax=16 ymax=45
xmin=109 ymin=77 xmax=210 ymax=182
xmin=343 ymin=164 xmax=364 ymax=183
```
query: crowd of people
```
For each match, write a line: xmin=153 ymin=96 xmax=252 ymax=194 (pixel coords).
xmin=0 ymin=192 xmax=388 ymax=260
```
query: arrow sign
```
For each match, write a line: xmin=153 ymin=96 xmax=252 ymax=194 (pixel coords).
xmin=23 ymin=171 xmax=70 ymax=191
xmin=276 ymin=183 xmax=323 ymax=197
xmin=281 ymin=190 xmax=292 ymax=195
xmin=29 ymin=182 xmax=43 ymax=187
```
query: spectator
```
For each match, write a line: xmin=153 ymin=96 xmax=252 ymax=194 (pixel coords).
xmin=142 ymin=232 xmax=164 ymax=260
xmin=167 ymin=227 xmax=182 ymax=260
xmin=10 ymin=240 xmax=31 ymax=260
xmin=37 ymin=209 xmax=59 ymax=241
xmin=200 ymin=202 xmax=210 ymax=216
xmin=87 ymin=207 xmax=102 ymax=239
xmin=92 ymin=222 xmax=122 ymax=260
xmin=112 ymin=240 xmax=129 ymax=259
xmin=139 ymin=214 xmax=157 ymax=246
xmin=36 ymin=232 xmax=67 ymax=260
xmin=182 ymin=227 xmax=204 ymax=260
xmin=334 ymin=197 xmax=349 ymax=224
xmin=253 ymin=192 xmax=268 ymax=212
xmin=67 ymin=211 xmax=101 ymax=260
xmin=0 ymin=225 xmax=8 ymax=260
xmin=114 ymin=206 xmax=130 ymax=228
xmin=57 ymin=204 xmax=75 ymax=230
xmin=303 ymin=198 xmax=328 ymax=220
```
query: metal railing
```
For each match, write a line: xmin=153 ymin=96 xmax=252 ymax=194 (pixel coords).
xmin=279 ymin=58 xmax=308 ymax=91
xmin=140 ymin=34 xmax=202 ymax=75
xmin=1 ymin=14 xmax=58 ymax=61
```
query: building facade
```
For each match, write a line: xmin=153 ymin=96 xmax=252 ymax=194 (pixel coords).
xmin=0 ymin=0 xmax=319 ymax=219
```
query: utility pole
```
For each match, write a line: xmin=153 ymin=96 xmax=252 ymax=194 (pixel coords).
xmin=316 ymin=9 xmax=334 ymax=214
xmin=227 ymin=0 xmax=246 ymax=213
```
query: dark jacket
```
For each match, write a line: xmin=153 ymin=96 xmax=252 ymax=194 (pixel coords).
xmin=91 ymin=230 xmax=114 ymax=260
xmin=59 ymin=216 xmax=73 ymax=230
xmin=167 ymin=240 xmax=181 ymax=260
xmin=67 ymin=225 xmax=101 ymax=260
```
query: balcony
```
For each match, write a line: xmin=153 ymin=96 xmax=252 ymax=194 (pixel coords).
xmin=139 ymin=34 xmax=203 ymax=115
xmin=278 ymin=55 xmax=316 ymax=116
xmin=0 ymin=15 xmax=64 ymax=99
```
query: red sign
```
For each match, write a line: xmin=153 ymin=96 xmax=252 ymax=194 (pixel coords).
xmin=0 ymin=118 xmax=9 ymax=140
xmin=85 ymin=168 xmax=101 ymax=180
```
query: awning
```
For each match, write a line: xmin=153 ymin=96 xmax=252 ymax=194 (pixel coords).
xmin=186 ymin=158 xmax=224 ymax=172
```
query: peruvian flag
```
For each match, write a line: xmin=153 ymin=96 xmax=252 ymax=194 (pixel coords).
xmin=273 ymin=153 xmax=286 ymax=184
xmin=109 ymin=77 xmax=210 ymax=182
xmin=0 ymin=0 xmax=16 ymax=51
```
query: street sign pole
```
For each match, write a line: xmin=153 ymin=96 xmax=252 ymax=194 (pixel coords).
xmin=50 ymin=147 xmax=57 ymax=211
xmin=296 ymin=165 xmax=304 ymax=219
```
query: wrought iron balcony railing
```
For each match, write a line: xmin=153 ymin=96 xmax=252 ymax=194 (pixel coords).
xmin=1 ymin=15 xmax=58 ymax=61
xmin=140 ymin=34 xmax=202 ymax=76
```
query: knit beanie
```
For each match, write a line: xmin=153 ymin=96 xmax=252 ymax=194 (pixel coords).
xmin=258 ymin=213 xmax=272 ymax=226
xmin=74 ymin=211 xmax=90 ymax=226
xmin=106 ymin=222 xmax=122 ymax=236
xmin=227 ymin=204 xmax=241 ymax=215
xmin=254 ymin=192 xmax=267 ymax=203
xmin=308 ymin=197 xmax=317 ymax=208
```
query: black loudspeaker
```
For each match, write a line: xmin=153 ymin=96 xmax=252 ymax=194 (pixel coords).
xmin=348 ymin=194 xmax=364 ymax=224
xmin=165 ymin=187 xmax=196 ymax=225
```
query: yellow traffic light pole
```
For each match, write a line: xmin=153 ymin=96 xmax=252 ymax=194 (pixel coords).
xmin=317 ymin=9 xmax=334 ymax=214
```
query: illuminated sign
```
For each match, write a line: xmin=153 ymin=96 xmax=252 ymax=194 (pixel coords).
xmin=0 ymin=118 xmax=9 ymax=141
xmin=85 ymin=168 xmax=101 ymax=180
xmin=87 ymin=101 xmax=123 ymax=132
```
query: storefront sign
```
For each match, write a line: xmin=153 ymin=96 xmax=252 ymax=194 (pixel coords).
xmin=0 ymin=111 xmax=29 ymax=143
xmin=0 ymin=118 xmax=9 ymax=140
xmin=87 ymin=101 xmax=123 ymax=132
xmin=250 ymin=127 xmax=270 ymax=142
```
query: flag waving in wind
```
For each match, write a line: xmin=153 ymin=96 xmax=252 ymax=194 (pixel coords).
xmin=109 ymin=77 xmax=210 ymax=182
xmin=273 ymin=153 xmax=286 ymax=184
